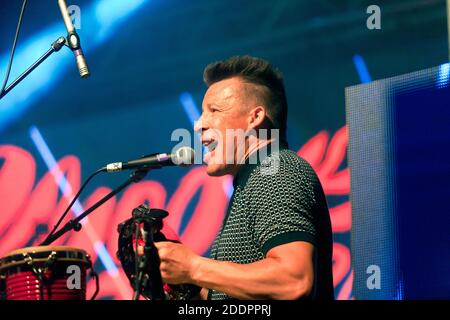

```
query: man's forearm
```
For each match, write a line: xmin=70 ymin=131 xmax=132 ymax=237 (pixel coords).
xmin=190 ymin=256 xmax=310 ymax=300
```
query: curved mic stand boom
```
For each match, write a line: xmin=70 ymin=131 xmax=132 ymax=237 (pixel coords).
xmin=0 ymin=36 xmax=69 ymax=100
xmin=40 ymin=169 xmax=150 ymax=246
xmin=1 ymin=0 xmax=88 ymax=100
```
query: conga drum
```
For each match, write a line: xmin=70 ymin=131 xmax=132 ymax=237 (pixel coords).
xmin=0 ymin=246 xmax=96 ymax=300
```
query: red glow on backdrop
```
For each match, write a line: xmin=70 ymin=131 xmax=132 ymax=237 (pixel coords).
xmin=0 ymin=126 xmax=350 ymax=299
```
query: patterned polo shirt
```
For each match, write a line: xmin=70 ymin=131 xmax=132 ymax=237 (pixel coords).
xmin=207 ymin=142 xmax=334 ymax=300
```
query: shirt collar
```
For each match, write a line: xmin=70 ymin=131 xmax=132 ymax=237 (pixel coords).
xmin=233 ymin=140 xmax=288 ymax=189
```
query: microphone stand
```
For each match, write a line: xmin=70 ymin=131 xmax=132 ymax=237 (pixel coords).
xmin=40 ymin=169 xmax=150 ymax=246
xmin=0 ymin=36 xmax=67 ymax=100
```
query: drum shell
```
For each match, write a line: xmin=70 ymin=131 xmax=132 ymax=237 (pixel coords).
xmin=0 ymin=246 xmax=91 ymax=300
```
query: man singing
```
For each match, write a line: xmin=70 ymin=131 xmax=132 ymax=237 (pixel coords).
xmin=154 ymin=56 xmax=334 ymax=300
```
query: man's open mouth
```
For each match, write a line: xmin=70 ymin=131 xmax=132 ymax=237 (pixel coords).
xmin=203 ymin=140 xmax=218 ymax=153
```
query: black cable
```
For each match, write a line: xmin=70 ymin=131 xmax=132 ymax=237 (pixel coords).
xmin=42 ymin=167 xmax=105 ymax=244
xmin=1 ymin=0 xmax=28 ymax=94
xmin=90 ymin=270 xmax=100 ymax=300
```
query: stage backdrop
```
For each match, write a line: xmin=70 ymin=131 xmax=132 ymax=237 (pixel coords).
xmin=0 ymin=0 xmax=447 ymax=299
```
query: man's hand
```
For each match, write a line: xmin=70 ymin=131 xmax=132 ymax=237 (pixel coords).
xmin=155 ymin=241 xmax=201 ymax=285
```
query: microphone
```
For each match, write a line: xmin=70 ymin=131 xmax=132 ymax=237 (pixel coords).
xmin=57 ymin=0 xmax=90 ymax=78
xmin=104 ymin=147 xmax=196 ymax=172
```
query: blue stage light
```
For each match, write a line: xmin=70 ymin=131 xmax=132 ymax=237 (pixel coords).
xmin=437 ymin=62 xmax=450 ymax=88
xmin=353 ymin=54 xmax=372 ymax=84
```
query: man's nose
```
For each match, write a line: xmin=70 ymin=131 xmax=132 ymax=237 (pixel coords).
xmin=194 ymin=115 xmax=206 ymax=133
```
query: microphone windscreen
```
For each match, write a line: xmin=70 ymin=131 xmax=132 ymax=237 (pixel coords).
xmin=172 ymin=147 xmax=195 ymax=166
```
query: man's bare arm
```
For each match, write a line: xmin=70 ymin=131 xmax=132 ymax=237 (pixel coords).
xmin=189 ymin=241 xmax=314 ymax=300
xmin=155 ymin=241 xmax=313 ymax=300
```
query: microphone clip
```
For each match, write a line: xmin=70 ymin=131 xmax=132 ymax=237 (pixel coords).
xmin=66 ymin=30 xmax=81 ymax=50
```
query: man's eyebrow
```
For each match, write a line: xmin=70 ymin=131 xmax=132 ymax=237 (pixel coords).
xmin=203 ymin=103 xmax=223 ymax=111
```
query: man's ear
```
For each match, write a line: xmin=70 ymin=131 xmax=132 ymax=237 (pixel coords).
xmin=247 ymin=106 xmax=266 ymax=130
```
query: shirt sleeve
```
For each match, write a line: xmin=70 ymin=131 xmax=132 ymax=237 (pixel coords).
xmin=248 ymin=155 xmax=319 ymax=255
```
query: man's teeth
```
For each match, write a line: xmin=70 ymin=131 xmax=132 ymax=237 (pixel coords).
xmin=205 ymin=141 xmax=218 ymax=152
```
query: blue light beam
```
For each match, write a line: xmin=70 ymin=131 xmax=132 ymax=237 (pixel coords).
xmin=353 ymin=54 xmax=372 ymax=83
xmin=29 ymin=125 xmax=119 ymax=277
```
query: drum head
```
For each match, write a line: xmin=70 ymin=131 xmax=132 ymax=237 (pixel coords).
xmin=0 ymin=246 xmax=90 ymax=272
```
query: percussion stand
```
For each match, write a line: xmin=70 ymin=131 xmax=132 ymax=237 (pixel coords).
xmin=131 ymin=205 xmax=166 ymax=300
xmin=40 ymin=169 xmax=150 ymax=246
